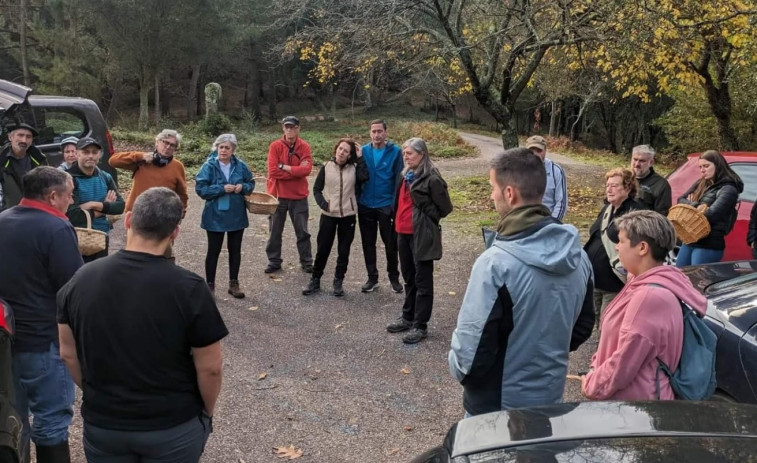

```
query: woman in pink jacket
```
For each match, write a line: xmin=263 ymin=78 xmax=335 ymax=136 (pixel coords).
xmin=582 ymin=210 xmax=707 ymax=400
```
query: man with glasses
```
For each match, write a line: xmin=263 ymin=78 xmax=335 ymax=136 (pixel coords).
xmin=526 ymin=135 xmax=567 ymax=221
xmin=109 ymin=129 xmax=188 ymax=261
xmin=0 ymin=167 xmax=83 ymax=462
xmin=264 ymin=116 xmax=314 ymax=274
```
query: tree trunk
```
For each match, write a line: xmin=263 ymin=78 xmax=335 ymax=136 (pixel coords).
xmin=247 ymin=42 xmax=262 ymax=121
xmin=19 ymin=0 xmax=30 ymax=86
xmin=451 ymin=104 xmax=457 ymax=128
xmin=138 ymin=69 xmax=151 ymax=130
xmin=187 ymin=64 xmax=201 ymax=120
xmin=703 ymin=80 xmax=739 ymax=150
xmin=153 ymin=74 xmax=160 ymax=124
xmin=549 ymin=100 xmax=558 ymax=137
xmin=267 ymin=67 xmax=277 ymax=122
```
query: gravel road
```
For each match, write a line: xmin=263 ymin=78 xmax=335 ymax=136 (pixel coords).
xmin=63 ymin=132 xmax=604 ymax=462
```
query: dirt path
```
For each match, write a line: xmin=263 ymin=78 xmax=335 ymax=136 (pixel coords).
xmin=66 ymin=133 xmax=605 ymax=463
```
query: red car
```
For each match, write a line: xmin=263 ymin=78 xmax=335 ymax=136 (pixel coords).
xmin=667 ymin=152 xmax=757 ymax=262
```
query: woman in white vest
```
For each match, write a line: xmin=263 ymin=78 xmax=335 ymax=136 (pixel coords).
xmin=303 ymin=138 xmax=369 ymax=296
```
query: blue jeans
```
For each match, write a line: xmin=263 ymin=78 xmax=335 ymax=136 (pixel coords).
xmin=12 ymin=342 xmax=75 ymax=456
xmin=83 ymin=412 xmax=212 ymax=462
xmin=675 ymin=245 xmax=724 ymax=267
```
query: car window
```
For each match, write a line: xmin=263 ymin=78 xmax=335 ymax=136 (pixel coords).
xmin=31 ymin=107 xmax=87 ymax=145
xmin=731 ymin=163 xmax=757 ymax=203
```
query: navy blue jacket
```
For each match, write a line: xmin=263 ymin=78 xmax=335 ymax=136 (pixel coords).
xmin=0 ymin=203 xmax=83 ymax=351
xmin=195 ymin=154 xmax=254 ymax=232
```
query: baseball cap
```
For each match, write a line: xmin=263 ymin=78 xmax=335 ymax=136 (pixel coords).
xmin=526 ymin=135 xmax=547 ymax=150
xmin=5 ymin=121 xmax=38 ymax=137
xmin=281 ymin=116 xmax=300 ymax=126
xmin=60 ymin=136 xmax=79 ymax=147
xmin=76 ymin=137 xmax=102 ymax=150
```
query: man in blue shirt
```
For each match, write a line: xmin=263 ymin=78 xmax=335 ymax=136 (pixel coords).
xmin=358 ymin=120 xmax=404 ymax=293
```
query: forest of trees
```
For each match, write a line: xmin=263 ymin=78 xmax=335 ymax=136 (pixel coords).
xmin=1 ymin=0 xmax=756 ymax=155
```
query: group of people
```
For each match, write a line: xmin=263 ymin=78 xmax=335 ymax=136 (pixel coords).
xmin=0 ymin=111 xmax=748 ymax=461
xmin=0 ymin=116 xmax=456 ymax=462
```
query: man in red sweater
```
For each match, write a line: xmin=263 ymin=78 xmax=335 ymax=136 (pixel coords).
xmin=109 ymin=129 xmax=188 ymax=262
xmin=265 ymin=116 xmax=314 ymax=273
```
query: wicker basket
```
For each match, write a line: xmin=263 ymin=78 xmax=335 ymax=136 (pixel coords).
xmin=245 ymin=177 xmax=279 ymax=215
xmin=668 ymin=204 xmax=711 ymax=244
xmin=76 ymin=211 xmax=107 ymax=256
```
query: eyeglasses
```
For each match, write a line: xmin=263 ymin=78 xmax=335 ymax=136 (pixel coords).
xmin=161 ymin=140 xmax=178 ymax=149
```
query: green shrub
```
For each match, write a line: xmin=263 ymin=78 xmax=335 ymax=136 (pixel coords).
xmin=198 ymin=114 xmax=233 ymax=136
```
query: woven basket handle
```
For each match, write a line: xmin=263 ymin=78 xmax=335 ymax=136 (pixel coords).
xmin=253 ymin=176 xmax=278 ymax=199
xmin=80 ymin=208 xmax=93 ymax=230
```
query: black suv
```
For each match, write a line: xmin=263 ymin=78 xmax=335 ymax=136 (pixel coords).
xmin=0 ymin=79 xmax=117 ymax=181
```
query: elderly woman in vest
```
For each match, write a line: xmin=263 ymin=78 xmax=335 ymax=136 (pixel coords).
xmin=584 ymin=168 xmax=645 ymax=326
xmin=386 ymin=138 xmax=453 ymax=344
xmin=195 ymin=133 xmax=254 ymax=299
xmin=303 ymin=138 xmax=369 ymax=297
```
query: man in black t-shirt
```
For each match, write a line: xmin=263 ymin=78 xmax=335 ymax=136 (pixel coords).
xmin=57 ymin=187 xmax=228 ymax=463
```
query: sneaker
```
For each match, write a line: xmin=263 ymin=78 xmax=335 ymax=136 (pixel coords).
xmin=301 ymin=263 xmax=314 ymax=273
xmin=386 ymin=317 xmax=412 ymax=333
xmin=361 ymin=279 xmax=379 ymax=293
xmin=333 ymin=278 xmax=344 ymax=297
xmin=264 ymin=264 xmax=281 ymax=274
xmin=302 ymin=277 xmax=320 ymax=295
xmin=402 ymin=328 xmax=428 ymax=344
xmin=390 ymin=279 xmax=403 ymax=294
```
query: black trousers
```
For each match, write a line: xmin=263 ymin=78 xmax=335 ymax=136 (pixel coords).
xmin=357 ymin=205 xmax=399 ymax=281
xmin=205 ymin=229 xmax=244 ymax=283
xmin=313 ymin=214 xmax=356 ymax=280
xmin=398 ymin=233 xmax=434 ymax=330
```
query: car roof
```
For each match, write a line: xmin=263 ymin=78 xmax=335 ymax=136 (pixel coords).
xmin=450 ymin=401 xmax=757 ymax=458
xmin=0 ymin=80 xmax=32 ymax=115
xmin=684 ymin=152 xmax=757 ymax=162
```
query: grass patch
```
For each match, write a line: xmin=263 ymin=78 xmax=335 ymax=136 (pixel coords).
xmin=110 ymin=118 xmax=475 ymax=189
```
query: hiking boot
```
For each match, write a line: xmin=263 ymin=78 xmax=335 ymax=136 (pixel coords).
xmin=303 ymin=277 xmax=320 ymax=295
xmin=386 ymin=317 xmax=412 ymax=333
xmin=207 ymin=282 xmax=216 ymax=300
xmin=228 ymin=280 xmax=245 ymax=299
xmin=361 ymin=279 xmax=379 ymax=293
xmin=264 ymin=264 xmax=281 ymax=274
xmin=390 ymin=278 xmax=404 ymax=294
xmin=302 ymin=263 xmax=314 ymax=273
xmin=403 ymin=328 xmax=428 ymax=344
xmin=333 ymin=278 xmax=345 ymax=297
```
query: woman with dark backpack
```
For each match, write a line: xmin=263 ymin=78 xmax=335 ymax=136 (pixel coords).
xmin=676 ymin=150 xmax=743 ymax=267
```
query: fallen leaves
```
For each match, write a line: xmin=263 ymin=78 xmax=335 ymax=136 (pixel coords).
xmin=400 ymin=367 xmax=411 ymax=374
xmin=270 ymin=276 xmax=283 ymax=282
xmin=248 ymin=306 xmax=259 ymax=311
xmin=258 ymin=372 xmax=267 ymax=381
xmin=448 ymin=291 xmax=456 ymax=296
xmin=404 ymin=425 xmax=413 ymax=431
xmin=273 ymin=445 xmax=303 ymax=460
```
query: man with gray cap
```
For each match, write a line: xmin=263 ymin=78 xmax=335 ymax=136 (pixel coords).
xmin=67 ymin=137 xmax=125 ymax=262
xmin=264 ymin=116 xmax=314 ymax=274
xmin=525 ymin=135 xmax=567 ymax=221
xmin=0 ymin=121 xmax=48 ymax=211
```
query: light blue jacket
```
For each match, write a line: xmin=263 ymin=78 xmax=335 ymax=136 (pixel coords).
xmin=195 ymin=153 xmax=254 ymax=232
xmin=543 ymin=158 xmax=567 ymax=220
xmin=449 ymin=218 xmax=594 ymax=415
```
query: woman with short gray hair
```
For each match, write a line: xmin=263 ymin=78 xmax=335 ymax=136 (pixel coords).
xmin=385 ymin=138 xmax=453 ymax=344
xmin=195 ymin=133 xmax=254 ymax=299
xmin=582 ymin=210 xmax=706 ymax=400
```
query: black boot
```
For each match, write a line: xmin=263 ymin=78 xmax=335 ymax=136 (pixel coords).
xmin=36 ymin=441 xmax=70 ymax=463
xmin=302 ymin=277 xmax=320 ymax=295
xmin=207 ymin=282 xmax=216 ymax=300
xmin=333 ymin=278 xmax=344 ymax=297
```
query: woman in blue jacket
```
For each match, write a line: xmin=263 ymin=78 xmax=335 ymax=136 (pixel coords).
xmin=196 ymin=133 xmax=254 ymax=298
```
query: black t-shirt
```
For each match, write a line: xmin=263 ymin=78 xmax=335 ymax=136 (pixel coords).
xmin=57 ymin=250 xmax=228 ymax=431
